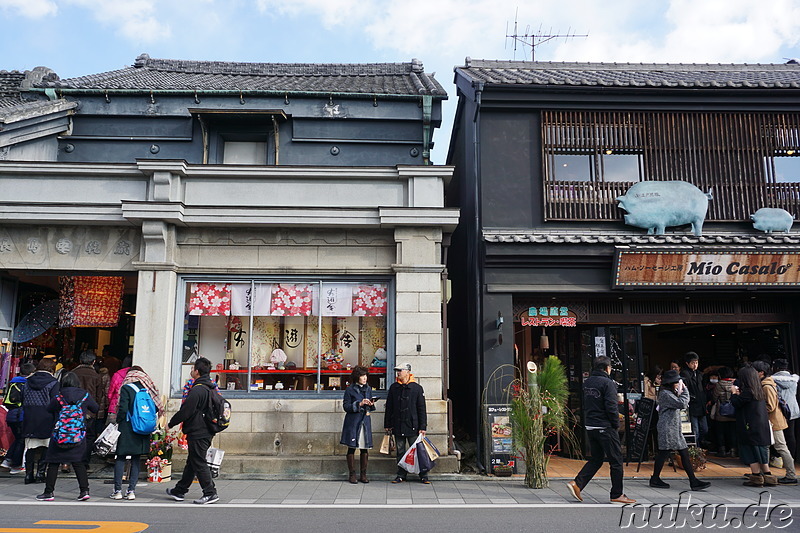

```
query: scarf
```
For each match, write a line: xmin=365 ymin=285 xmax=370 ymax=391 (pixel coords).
xmin=122 ymin=369 xmax=165 ymax=415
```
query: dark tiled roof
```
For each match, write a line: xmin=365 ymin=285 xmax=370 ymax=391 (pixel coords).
xmin=457 ymin=59 xmax=800 ymax=89
xmin=0 ymin=70 xmax=27 ymax=109
xmin=484 ymin=230 xmax=800 ymax=246
xmin=38 ymin=54 xmax=447 ymax=97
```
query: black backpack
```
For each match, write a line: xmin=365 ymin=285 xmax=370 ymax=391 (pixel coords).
xmin=203 ymin=387 xmax=231 ymax=434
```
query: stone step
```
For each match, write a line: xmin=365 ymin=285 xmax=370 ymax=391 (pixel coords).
xmin=170 ymin=453 xmax=460 ymax=479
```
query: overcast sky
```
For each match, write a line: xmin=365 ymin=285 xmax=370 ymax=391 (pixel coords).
xmin=3 ymin=0 xmax=800 ymax=163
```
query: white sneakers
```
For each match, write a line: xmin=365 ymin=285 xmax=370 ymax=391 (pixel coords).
xmin=110 ymin=490 xmax=135 ymax=500
xmin=110 ymin=491 xmax=123 ymax=500
xmin=125 ymin=491 xmax=135 ymax=500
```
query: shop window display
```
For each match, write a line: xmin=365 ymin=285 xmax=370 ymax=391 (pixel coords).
xmin=179 ymin=280 xmax=389 ymax=394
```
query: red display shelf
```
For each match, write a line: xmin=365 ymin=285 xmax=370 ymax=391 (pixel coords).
xmin=211 ymin=367 xmax=387 ymax=374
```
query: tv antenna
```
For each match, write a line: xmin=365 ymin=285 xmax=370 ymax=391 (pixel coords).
xmin=505 ymin=10 xmax=588 ymax=61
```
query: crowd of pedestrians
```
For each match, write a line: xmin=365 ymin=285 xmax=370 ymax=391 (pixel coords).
xmin=568 ymin=352 xmax=799 ymax=505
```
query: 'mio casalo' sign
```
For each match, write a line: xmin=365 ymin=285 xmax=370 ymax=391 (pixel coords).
xmin=614 ymin=250 xmax=800 ymax=287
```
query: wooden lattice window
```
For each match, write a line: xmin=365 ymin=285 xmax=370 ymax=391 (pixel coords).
xmin=543 ymin=111 xmax=800 ymax=222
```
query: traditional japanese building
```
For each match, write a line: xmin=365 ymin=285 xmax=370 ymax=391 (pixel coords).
xmin=0 ymin=55 xmax=459 ymax=475
xmin=447 ymin=59 xmax=800 ymax=470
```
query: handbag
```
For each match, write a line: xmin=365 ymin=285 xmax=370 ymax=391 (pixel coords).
xmin=93 ymin=422 xmax=120 ymax=456
xmin=718 ymin=400 xmax=735 ymax=418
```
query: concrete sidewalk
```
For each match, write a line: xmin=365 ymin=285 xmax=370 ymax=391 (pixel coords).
xmin=0 ymin=474 xmax=799 ymax=507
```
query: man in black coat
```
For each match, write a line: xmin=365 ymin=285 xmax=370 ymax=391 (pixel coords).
xmin=567 ymin=356 xmax=635 ymax=505
xmin=680 ymin=351 xmax=707 ymax=446
xmin=384 ymin=363 xmax=429 ymax=484
xmin=165 ymin=357 xmax=218 ymax=505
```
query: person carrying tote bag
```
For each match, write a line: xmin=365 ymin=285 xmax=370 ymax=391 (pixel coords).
xmin=340 ymin=366 xmax=375 ymax=484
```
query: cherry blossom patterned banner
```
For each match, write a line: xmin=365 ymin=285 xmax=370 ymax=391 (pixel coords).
xmin=60 ymin=276 xmax=124 ymax=327
xmin=270 ymin=284 xmax=313 ymax=316
xmin=352 ymin=284 xmax=387 ymax=317
xmin=188 ymin=283 xmax=231 ymax=316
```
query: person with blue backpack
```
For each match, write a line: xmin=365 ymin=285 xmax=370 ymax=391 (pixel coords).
xmin=110 ymin=366 xmax=164 ymax=501
xmin=36 ymin=371 xmax=98 ymax=501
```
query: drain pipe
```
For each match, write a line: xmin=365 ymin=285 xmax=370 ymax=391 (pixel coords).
xmin=441 ymin=234 xmax=454 ymax=455
xmin=472 ymin=80 xmax=485 ymax=474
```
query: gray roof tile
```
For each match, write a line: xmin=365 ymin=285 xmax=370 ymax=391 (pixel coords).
xmin=484 ymin=230 xmax=800 ymax=246
xmin=457 ymin=59 xmax=800 ymax=89
xmin=39 ymin=54 xmax=447 ymax=98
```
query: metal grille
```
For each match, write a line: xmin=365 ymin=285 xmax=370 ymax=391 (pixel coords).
xmin=629 ymin=300 xmax=680 ymax=315
xmin=587 ymin=300 xmax=624 ymax=315
xmin=684 ymin=300 xmax=736 ymax=315
xmin=740 ymin=299 xmax=787 ymax=314
xmin=543 ymin=110 xmax=800 ymax=221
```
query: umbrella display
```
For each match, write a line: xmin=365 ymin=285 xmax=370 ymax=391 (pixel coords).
xmin=12 ymin=299 xmax=59 ymax=343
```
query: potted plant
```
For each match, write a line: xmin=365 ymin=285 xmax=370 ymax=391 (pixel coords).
xmin=147 ymin=428 xmax=177 ymax=482
xmin=509 ymin=356 xmax=579 ymax=489
xmin=674 ymin=445 xmax=707 ymax=472
xmin=493 ymin=463 xmax=514 ymax=477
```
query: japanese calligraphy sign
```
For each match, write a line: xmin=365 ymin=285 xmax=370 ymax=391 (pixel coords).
xmin=520 ymin=306 xmax=577 ymax=327
xmin=614 ymin=250 xmax=800 ymax=287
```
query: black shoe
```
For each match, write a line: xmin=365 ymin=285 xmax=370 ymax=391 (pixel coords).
xmin=165 ymin=488 xmax=185 ymax=501
xmin=35 ymin=493 xmax=54 ymax=501
xmin=392 ymin=476 xmax=405 ymax=484
xmin=24 ymin=476 xmax=36 ymax=485
xmin=193 ymin=494 xmax=219 ymax=505
xmin=778 ymin=477 xmax=798 ymax=485
xmin=77 ymin=491 xmax=90 ymax=501
xmin=691 ymin=480 xmax=711 ymax=491
xmin=649 ymin=477 xmax=670 ymax=488
xmin=420 ymin=476 xmax=431 ymax=484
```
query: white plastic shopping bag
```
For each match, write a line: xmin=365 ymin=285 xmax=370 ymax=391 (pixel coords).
xmin=206 ymin=447 xmax=225 ymax=478
xmin=398 ymin=434 xmax=424 ymax=475
xmin=93 ymin=423 xmax=120 ymax=456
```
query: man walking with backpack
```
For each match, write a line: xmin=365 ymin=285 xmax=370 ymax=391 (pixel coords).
xmin=166 ymin=357 xmax=220 ymax=504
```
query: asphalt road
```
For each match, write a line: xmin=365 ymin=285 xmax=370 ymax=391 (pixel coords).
xmin=0 ymin=501 xmax=796 ymax=533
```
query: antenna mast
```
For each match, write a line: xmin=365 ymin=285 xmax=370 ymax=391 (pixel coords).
xmin=505 ymin=10 xmax=588 ymax=61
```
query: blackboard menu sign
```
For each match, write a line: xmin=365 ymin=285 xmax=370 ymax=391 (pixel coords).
xmin=628 ymin=397 xmax=655 ymax=471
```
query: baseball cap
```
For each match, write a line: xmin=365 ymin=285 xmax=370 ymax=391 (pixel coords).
xmin=393 ymin=363 xmax=411 ymax=372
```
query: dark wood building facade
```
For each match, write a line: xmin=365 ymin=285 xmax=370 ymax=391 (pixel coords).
xmin=446 ymin=60 xmax=800 ymax=468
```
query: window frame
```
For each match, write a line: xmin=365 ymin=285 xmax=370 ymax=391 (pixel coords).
xmin=171 ymin=274 xmax=395 ymax=399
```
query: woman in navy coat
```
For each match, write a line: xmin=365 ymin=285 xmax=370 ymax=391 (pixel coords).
xmin=340 ymin=366 xmax=375 ymax=484
xmin=37 ymin=372 xmax=98 ymax=501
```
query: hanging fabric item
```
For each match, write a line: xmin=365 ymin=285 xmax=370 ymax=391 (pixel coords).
xmin=188 ymin=283 xmax=231 ymax=316
xmin=270 ymin=284 xmax=313 ymax=316
xmin=230 ymin=283 xmax=272 ymax=316
xmin=59 ymin=276 xmax=125 ymax=327
xmin=352 ymin=284 xmax=387 ymax=317
xmin=318 ymin=284 xmax=353 ymax=317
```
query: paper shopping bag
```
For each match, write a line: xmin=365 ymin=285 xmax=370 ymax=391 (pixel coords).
xmin=422 ymin=436 xmax=440 ymax=461
xmin=380 ymin=434 xmax=390 ymax=454
xmin=416 ymin=440 xmax=434 ymax=472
